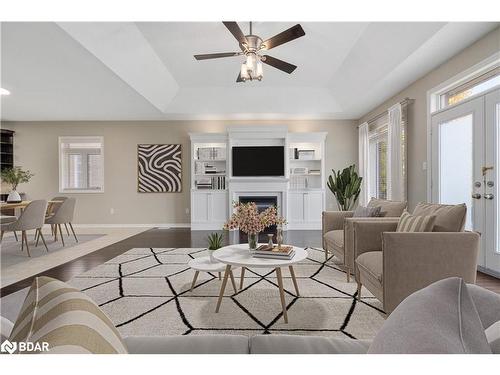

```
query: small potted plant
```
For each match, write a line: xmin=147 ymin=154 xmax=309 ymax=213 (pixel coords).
xmin=327 ymin=165 xmax=362 ymax=211
xmin=207 ymin=232 xmax=224 ymax=262
xmin=1 ymin=166 xmax=34 ymax=203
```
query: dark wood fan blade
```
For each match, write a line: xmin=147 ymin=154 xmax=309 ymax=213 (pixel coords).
xmin=261 ymin=55 xmax=297 ymax=74
xmin=262 ymin=24 xmax=305 ymax=50
xmin=222 ymin=22 xmax=248 ymax=47
xmin=236 ymin=72 xmax=244 ymax=82
xmin=194 ymin=52 xmax=241 ymax=60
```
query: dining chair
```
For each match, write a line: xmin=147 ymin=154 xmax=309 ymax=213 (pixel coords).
xmin=0 ymin=215 xmax=18 ymax=241
xmin=0 ymin=200 xmax=48 ymax=256
xmin=45 ymin=198 xmax=77 ymax=246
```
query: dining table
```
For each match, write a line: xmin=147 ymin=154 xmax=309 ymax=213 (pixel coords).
xmin=0 ymin=200 xmax=64 ymax=213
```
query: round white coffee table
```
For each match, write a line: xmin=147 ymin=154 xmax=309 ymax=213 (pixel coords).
xmin=188 ymin=256 xmax=238 ymax=293
xmin=212 ymin=244 xmax=308 ymax=323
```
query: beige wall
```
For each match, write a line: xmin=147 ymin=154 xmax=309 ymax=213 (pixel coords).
xmin=1 ymin=120 xmax=358 ymax=224
xmin=358 ymin=26 xmax=500 ymax=210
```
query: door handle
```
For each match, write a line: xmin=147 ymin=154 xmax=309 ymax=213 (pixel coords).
xmin=471 ymin=193 xmax=482 ymax=199
xmin=484 ymin=193 xmax=494 ymax=200
xmin=482 ymin=166 xmax=494 ymax=176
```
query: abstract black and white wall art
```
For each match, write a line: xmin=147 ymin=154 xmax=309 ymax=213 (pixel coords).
xmin=137 ymin=144 xmax=182 ymax=193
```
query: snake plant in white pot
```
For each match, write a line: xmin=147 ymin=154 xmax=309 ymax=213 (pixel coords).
xmin=207 ymin=232 xmax=224 ymax=262
xmin=1 ymin=167 xmax=34 ymax=203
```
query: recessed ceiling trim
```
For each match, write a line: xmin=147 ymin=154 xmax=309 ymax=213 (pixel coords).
xmin=57 ymin=22 xmax=179 ymax=112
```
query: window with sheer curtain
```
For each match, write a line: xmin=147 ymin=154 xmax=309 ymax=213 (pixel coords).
xmin=59 ymin=136 xmax=104 ymax=193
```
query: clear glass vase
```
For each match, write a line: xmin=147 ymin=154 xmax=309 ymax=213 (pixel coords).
xmin=248 ymin=232 xmax=258 ymax=250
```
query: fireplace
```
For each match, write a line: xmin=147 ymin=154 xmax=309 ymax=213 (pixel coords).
xmin=239 ymin=196 xmax=278 ymax=238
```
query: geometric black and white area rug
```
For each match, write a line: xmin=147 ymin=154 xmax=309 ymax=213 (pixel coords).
xmin=69 ymin=247 xmax=386 ymax=339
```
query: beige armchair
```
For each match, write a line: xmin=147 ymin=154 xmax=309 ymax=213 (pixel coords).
xmin=322 ymin=198 xmax=406 ymax=282
xmin=353 ymin=202 xmax=480 ymax=313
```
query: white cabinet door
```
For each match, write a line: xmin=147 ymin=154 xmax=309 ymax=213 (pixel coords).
xmin=305 ymin=191 xmax=324 ymax=223
xmin=211 ymin=192 xmax=228 ymax=223
xmin=191 ymin=192 xmax=209 ymax=223
xmin=288 ymin=192 xmax=305 ymax=223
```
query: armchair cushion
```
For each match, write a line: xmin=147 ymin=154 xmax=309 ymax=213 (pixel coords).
xmin=368 ymin=277 xmax=491 ymax=354
xmin=412 ymin=202 xmax=467 ymax=232
xmin=368 ymin=198 xmax=406 ymax=217
xmin=396 ymin=211 xmax=436 ymax=232
xmin=356 ymin=251 xmax=382 ymax=282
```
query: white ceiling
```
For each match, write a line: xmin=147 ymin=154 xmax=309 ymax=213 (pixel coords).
xmin=1 ymin=22 xmax=498 ymax=121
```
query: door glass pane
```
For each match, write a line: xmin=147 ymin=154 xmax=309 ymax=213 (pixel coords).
xmin=439 ymin=114 xmax=473 ymax=229
xmin=496 ymin=103 xmax=500 ymax=253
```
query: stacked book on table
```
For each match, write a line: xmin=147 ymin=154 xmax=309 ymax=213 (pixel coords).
xmin=252 ymin=245 xmax=295 ymax=260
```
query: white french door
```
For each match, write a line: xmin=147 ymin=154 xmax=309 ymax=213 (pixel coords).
xmin=431 ymin=88 xmax=500 ymax=275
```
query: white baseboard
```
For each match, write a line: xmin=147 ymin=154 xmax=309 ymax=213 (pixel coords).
xmin=69 ymin=223 xmax=191 ymax=229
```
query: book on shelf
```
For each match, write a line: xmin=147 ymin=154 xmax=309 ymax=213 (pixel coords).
xmin=195 ymin=175 xmax=226 ymax=190
xmin=196 ymin=147 xmax=226 ymax=160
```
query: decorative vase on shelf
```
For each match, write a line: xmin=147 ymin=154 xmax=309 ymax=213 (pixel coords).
xmin=7 ymin=190 xmax=22 ymax=203
xmin=248 ymin=232 xmax=258 ymax=251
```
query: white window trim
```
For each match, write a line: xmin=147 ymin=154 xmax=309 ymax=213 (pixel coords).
xmin=426 ymin=52 xmax=500 ymax=201
xmin=58 ymin=136 xmax=105 ymax=193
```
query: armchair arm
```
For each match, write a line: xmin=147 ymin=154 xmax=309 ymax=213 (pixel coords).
xmin=344 ymin=217 xmax=402 ymax=270
xmin=382 ymin=232 xmax=480 ymax=313
xmin=322 ymin=211 xmax=353 ymax=249
xmin=352 ymin=220 xmax=399 ymax=260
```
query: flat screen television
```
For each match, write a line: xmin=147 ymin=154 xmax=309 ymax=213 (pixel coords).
xmin=232 ymin=146 xmax=285 ymax=177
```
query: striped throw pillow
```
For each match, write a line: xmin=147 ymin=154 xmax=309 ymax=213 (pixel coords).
xmin=396 ymin=211 xmax=436 ymax=232
xmin=9 ymin=276 xmax=128 ymax=354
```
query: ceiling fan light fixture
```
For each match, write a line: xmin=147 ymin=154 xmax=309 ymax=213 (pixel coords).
xmin=240 ymin=63 xmax=249 ymax=82
xmin=245 ymin=53 xmax=257 ymax=74
xmin=256 ymin=60 xmax=263 ymax=81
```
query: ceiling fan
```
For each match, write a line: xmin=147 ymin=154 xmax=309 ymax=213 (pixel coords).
xmin=194 ymin=22 xmax=305 ymax=82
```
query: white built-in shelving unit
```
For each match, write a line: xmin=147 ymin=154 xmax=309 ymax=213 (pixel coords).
xmin=189 ymin=128 xmax=326 ymax=230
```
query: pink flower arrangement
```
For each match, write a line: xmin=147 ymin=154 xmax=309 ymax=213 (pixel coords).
xmin=223 ymin=202 xmax=286 ymax=235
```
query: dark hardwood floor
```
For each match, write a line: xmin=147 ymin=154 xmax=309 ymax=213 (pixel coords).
xmin=1 ymin=228 xmax=499 ymax=296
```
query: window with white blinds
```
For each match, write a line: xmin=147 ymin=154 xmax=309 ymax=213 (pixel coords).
xmin=59 ymin=136 xmax=104 ymax=193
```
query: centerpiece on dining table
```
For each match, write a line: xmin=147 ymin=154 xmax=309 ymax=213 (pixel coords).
xmin=223 ymin=201 xmax=286 ymax=251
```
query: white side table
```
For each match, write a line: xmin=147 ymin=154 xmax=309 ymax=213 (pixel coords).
xmin=188 ymin=256 xmax=238 ymax=293
xmin=212 ymin=244 xmax=308 ymax=323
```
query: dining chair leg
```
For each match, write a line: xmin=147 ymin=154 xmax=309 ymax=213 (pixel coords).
xmin=53 ymin=224 xmax=58 ymax=242
xmin=0 ymin=230 xmax=3 ymax=242
xmin=64 ymin=223 xmax=70 ymax=236
xmin=69 ymin=222 xmax=78 ymax=243
xmin=14 ymin=231 xmax=18 ymax=241
xmin=51 ymin=224 xmax=54 ymax=236
xmin=35 ymin=228 xmax=40 ymax=247
xmin=39 ymin=230 xmax=49 ymax=252
xmin=58 ymin=224 xmax=65 ymax=246
xmin=22 ymin=231 xmax=31 ymax=257
xmin=21 ymin=231 xmax=24 ymax=252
